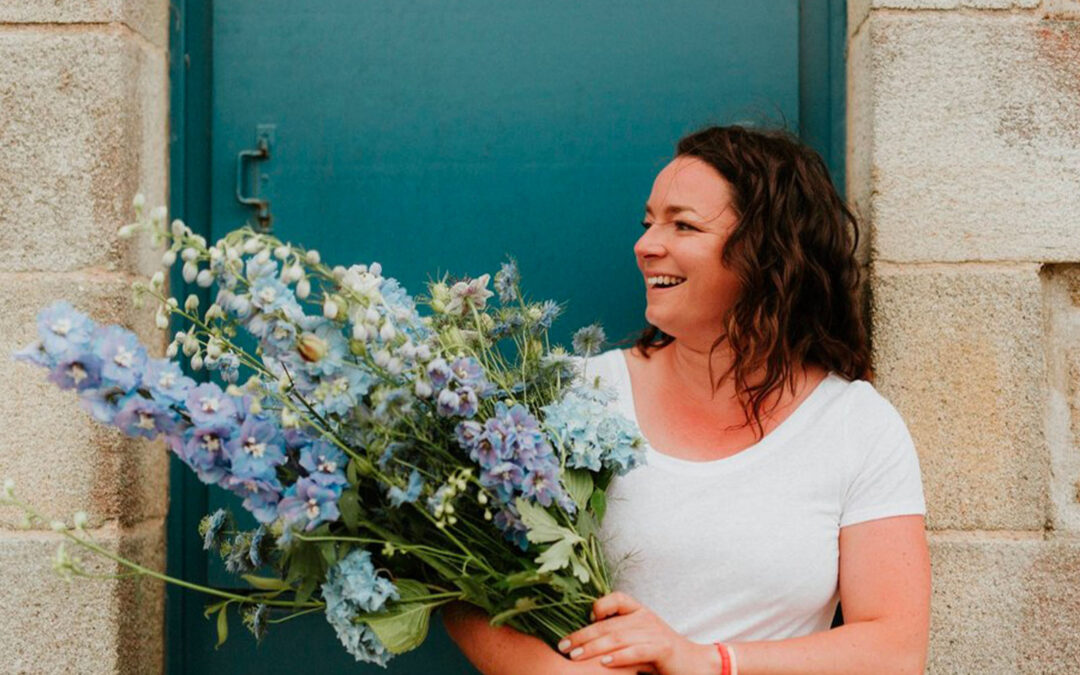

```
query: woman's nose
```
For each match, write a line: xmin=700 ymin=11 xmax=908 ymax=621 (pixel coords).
xmin=633 ymin=229 xmax=666 ymax=259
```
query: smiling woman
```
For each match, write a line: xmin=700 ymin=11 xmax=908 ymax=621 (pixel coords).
xmin=444 ymin=125 xmax=930 ymax=675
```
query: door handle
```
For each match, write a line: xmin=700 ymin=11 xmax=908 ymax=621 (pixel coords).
xmin=236 ymin=126 xmax=274 ymax=231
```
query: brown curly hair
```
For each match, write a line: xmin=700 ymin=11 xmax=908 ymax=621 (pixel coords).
xmin=631 ymin=124 xmax=872 ymax=441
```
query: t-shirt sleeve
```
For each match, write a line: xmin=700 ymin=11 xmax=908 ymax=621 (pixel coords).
xmin=839 ymin=382 xmax=927 ymax=528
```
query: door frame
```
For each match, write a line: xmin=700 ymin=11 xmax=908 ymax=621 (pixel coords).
xmin=164 ymin=2 xmax=848 ymax=671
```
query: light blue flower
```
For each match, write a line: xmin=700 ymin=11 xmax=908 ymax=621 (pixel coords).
xmin=185 ymin=383 xmax=239 ymax=427
xmin=48 ymin=352 xmax=103 ymax=391
xmin=479 ymin=461 xmax=524 ymax=504
xmin=180 ymin=423 xmax=235 ymax=485
xmin=226 ymin=415 xmax=286 ymax=478
xmin=426 ymin=358 xmax=452 ymax=389
xmin=78 ymin=387 xmax=133 ymax=424
xmin=494 ymin=259 xmax=520 ymax=304
xmin=144 ymin=358 xmax=195 ymax=405
xmin=535 ymin=300 xmax=562 ymax=330
xmin=278 ymin=477 xmax=341 ymax=531
xmin=387 ymin=469 xmax=424 ymax=507
xmin=113 ymin=394 xmax=178 ymax=439
xmin=571 ymin=324 xmax=606 ymax=357
xmin=493 ymin=503 xmax=530 ymax=551
xmin=94 ymin=325 xmax=147 ymax=392
xmin=321 ymin=549 xmax=399 ymax=666
xmin=36 ymin=301 xmax=95 ymax=358
xmin=298 ymin=439 xmax=348 ymax=487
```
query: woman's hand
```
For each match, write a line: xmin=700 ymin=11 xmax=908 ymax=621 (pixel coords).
xmin=557 ymin=592 xmax=722 ymax=675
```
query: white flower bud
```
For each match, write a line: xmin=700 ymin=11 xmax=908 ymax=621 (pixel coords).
xmin=132 ymin=193 xmax=146 ymax=210
xmin=150 ymin=206 xmax=168 ymax=223
xmin=50 ymin=520 xmax=67 ymax=532
xmin=416 ymin=344 xmax=432 ymax=361
xmin=171 ymin=219 xmax=187 ymax=238
xmin=296 ymin=277 xmax=311 ymax=299
xmin=165 ymin=342 xmax=179 ymax=358
xmin=323 ymin=298 xmax=339 ymax=320
xmin=243 ymin=237 xmax=262 ymax=254
xmin=184 ymin=294 xmax=199 ymax=312
xmin=196 ymin=269 xmax=214 ymax=287
xmin=332 ymin=265 xmax=347 ymax=280
xmin=225 ymin=384 xmax=244 ymax=396
xmin=477 ymin=492 xmax=488 ymax=505
xmin=117 ymin=224 xmax=137 ymax=239
xmin=281 ymin=408 xmax=299 ymax=428
xmin=448 ymin=515 xmax=458 ymax=526
xmin=369 ymin=262 xmax=382 ymax=277
xmin=351 ymin=324 xmax=368 ymax=342
xmin=181 ymin=247 xmax=198 ymax=262
xmin=255 ymin=249 xmax=271 ymax=265
xmin=204 ymin=303 xmax=224 ymax=321
xmin=155 ymin=308 xmax=169 ymax=330
xmin=182 ymin=334 xmax=198 ymax=356
xmin=166 ymin=297 xmax=179 ymax=309
xmin=445 ymin=503 xmax=455 ymax=515
xmin=190 ymin=353 xmax=203 ymax=370
xmin=386 ymin=357 xmax=403 ymax=375
xmin=365 ymin=307 xmax=380 ymax=324
xmin=305 ymin=250 xmax=321 ymax=265
xmin=206 ymin=340 xmax=223 ymax=359
xmin=182 ymin=262 xmax=198 ymax=284
xmin=483 ymin=509 xmax=492 ymax=521
xmin=286 ymin=264 xmax=304 ymax=283
xmin=373 ymin=348 xmax=391 ymax=368
xmin=150 ymin=271 xmax=165 ymax=290
xmin=193 ymin=235 xmax=207 ymax=248
xmin=379 ymin=322 xmax=396 ymax=342
xmin=273 ymin=245 xmax=290 ymax=260
xmin=414 ymin=379 xmax=433 ymax=398
xmin=73 ymin=511 xmax=88 ymax=529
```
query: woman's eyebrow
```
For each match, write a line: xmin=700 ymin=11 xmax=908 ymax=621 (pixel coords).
xmin=644 ymin=204 xmax=702 ymax=217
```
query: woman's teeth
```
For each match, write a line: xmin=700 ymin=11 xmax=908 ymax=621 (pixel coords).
xmin=647 ymin=275 xmax=687 ymax=288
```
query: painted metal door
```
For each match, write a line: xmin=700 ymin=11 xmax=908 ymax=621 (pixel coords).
xmin=167 ymin=1 xmax=845 ymax=672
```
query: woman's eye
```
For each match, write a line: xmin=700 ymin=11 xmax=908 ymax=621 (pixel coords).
xmin=640 ymin=220 xmax=652 ymax=230
xmin=674 ymin=221 xmax=696 ymax=231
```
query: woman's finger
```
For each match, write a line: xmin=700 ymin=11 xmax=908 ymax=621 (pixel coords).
xmin=592 ymin=591 xmax=643 ymax=622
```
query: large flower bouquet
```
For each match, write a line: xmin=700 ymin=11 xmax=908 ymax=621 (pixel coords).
xmin=4 ymin=195 xmax=645 ymax=666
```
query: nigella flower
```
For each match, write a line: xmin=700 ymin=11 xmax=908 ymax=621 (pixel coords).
xmin=298 ymin=439 xmax=348 ymax=487
xmin=494 ymin=259 xmax=520 ymax=304
xmin=95 ymin=325 xmax=148 ymax=392
xmin=36 ymin=301 xmax=95 ymax=358
xmin=248 ymin=524 xmax=268 ymax=568
xmin=242 ymin=603 xmax=269 ymax=642
xmin=535 ymin=300 xmax=562 ymax=331
xmin=185 ymin=383 xmax=238 ymax=427
xmin=321 ymin=549 xmax=399 ymax=666
xmin=113 ymin=394 xmax=178 ymax=439
xmin=387 ymin=469 xmax=424 ymax=507
xmin=571 ymin=323 xmax=606 ymax=357
xmin=199 ymin=508 xmax=229 ymax=551
xmin=278 ymin=477 xmax=341 ymax=531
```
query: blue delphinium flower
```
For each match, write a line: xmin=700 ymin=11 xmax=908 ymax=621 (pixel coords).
xmin=78 ymin=386 xmax=134 ymax=424
xmin=298 ymin=439 xmax=348 ymax=487
xmin=94 ymin=325 xmax=148 ymax=392
xmin=321 ymin=549 xmax=399 ymax=666
xmin=113 ymin=394 xmax=178 ymax=439
xmin=227 ymin=415 xmax=286 ymax=478
xmin=278 ymin=477 xmax=342 ymax=531
xmin=387 ymin=469 xmax=424 ymax=507
xmin=493 ymin=503 xmax=530 ymax=552
xmin=185 ymin=383 xmax=239 ymax=427
xmin=48 ymin=352 xmax=103 ymax=391
xmin=143 ymin=358 xmax=195 ymax=405
xmin=36 ymin=301 xmax=95 ymax=358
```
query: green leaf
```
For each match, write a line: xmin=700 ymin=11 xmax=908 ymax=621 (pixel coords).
xmin=203 ymin=600 xmax=227 ymax=619
xmin=215 ymin=604 xmax=229 ymax=650
xmin=318 ymin=541 xmax=338 ymax=567
xmin=362 ymin=580 xmax=437 ymax=654
xmin=514 ymin=498 xmax=566 ymax=544
xmin=562 ymin=468 xmax=593 ymax=511
xmin=575 ymin=511 xmax=598 ymax=541
xmin=589 ymin=489 xmax=607 ymax=523
xmin=534 ymin=537 xmax=577 ymax=575
xmin=241 ymin=574 xmax=291 ymax=591
xmin=346 ymin=457 xmax=360 ymax=485
xmin=339 ymin=489 xmax=361 ymax=530
xmin=569 ymin=553 xmax=591 ymax=584
xmin=296 ymin=576 xmax=318 ymax=605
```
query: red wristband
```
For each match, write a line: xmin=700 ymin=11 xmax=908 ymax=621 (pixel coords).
xmin=714 ymin=642 xmax=731 ymax=675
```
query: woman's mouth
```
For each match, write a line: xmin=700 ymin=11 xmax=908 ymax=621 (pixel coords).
xmin=646 ymin=275 xmax=687 ymax=290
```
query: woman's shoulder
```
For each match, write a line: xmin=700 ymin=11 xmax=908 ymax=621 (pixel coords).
xmin=834 ymin=376 xmax=913 ymax=442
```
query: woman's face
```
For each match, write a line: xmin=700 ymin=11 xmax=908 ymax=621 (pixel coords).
xmin=634 ymin=155 xmax=741 ymax=345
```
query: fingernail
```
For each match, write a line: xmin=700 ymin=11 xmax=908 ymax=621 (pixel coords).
xmin=557 ymin=639 xmax=570 ymax=653
xmin=570 ymin=647 xmax=584 ymax=659
xmin=589 ymin=611 xmax=596 ymax=622
xmin=601 ymin=655 xmax=613 ymax=665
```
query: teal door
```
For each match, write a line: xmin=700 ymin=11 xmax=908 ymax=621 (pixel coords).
xmin=167 ymin=1 xmax=846 ymax=672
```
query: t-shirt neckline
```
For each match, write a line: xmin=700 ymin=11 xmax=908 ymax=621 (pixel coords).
xmin=613 ymin=348 xmax=840 ymax=476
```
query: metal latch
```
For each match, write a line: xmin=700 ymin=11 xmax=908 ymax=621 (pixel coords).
xmin=235 ymin=124 xmax=274 ymax=232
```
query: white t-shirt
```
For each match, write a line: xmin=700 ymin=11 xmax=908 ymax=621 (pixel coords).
xmin=578 ymin=348 xmax=926 ymax=644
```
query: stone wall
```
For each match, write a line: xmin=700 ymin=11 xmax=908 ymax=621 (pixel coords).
xmin=0 ymin=2 xmax=170 ymax=673
xmin=848 ymin=1 xmax=1080 ymax=671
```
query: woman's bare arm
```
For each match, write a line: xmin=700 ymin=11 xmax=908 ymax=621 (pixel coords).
xmin=441 ymin=601 xmax=645 ymax=675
